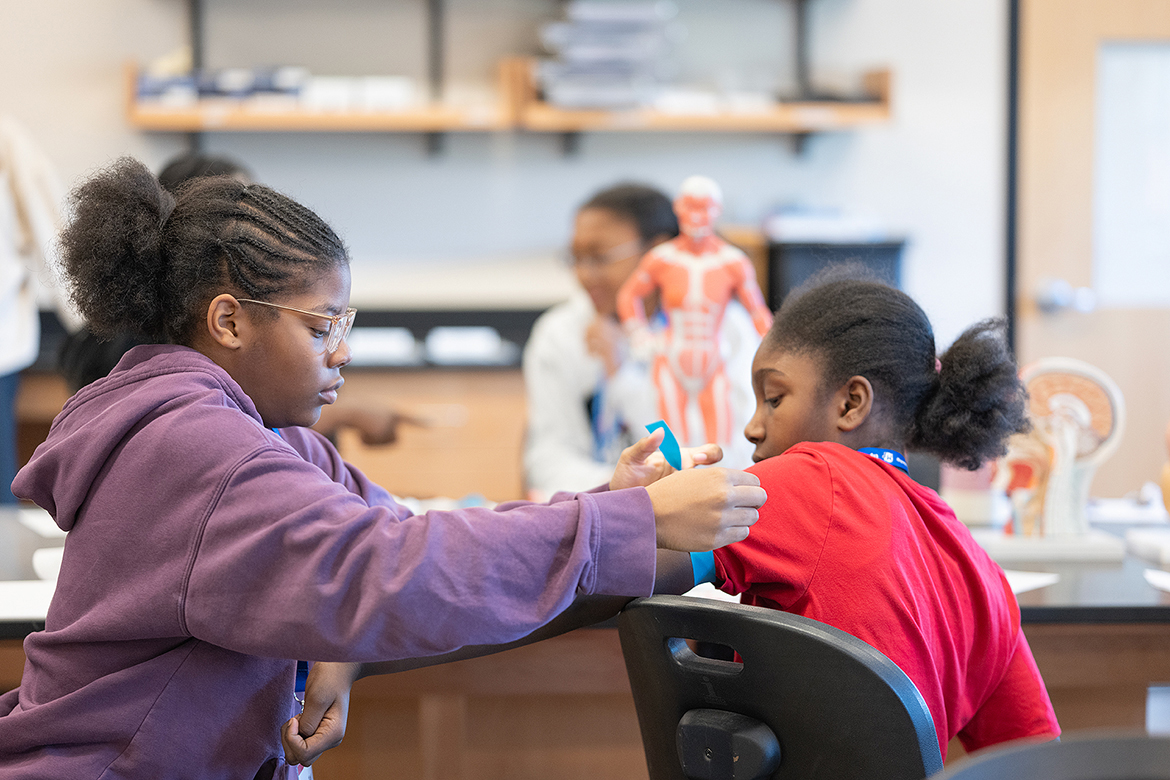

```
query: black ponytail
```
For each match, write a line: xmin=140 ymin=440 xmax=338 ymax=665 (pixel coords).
xmin=58 ymin=157 xmax=347 ymax=345
xmin=764 ymin=268 xmax=1029 ymax=470
xmin=909 ymin=318 xmax=1030 ymax=470
xmin=57 ymin=158 xmax=175 ymax=341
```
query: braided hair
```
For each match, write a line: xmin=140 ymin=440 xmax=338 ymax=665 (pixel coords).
xmin=580 ymin=183 xmax=679 ymax=243
xmin=157 ymin=152 xmax=250 ymax=191
xmin=764 ymin=268 xmax=1030 ymax=470
xmin=58 ymin=157 xmax=347 ymax=346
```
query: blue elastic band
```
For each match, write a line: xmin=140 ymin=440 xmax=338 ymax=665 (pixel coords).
xmin=690 ymin=551 xmax=717 ymax=586
xmin=646 ymin=420 xmax=683 ymax=471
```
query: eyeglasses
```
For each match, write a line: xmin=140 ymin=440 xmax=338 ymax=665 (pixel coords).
xmin=564 ymin=238 xmax=644 ymax=270
xmin=237 ymin=298 xmax=357 ymax=353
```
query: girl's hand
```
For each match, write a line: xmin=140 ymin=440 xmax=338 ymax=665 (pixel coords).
xmin=282 ymin=661 xmax=362 ymax=767
xmin=610 ymin=429 xmax=723 ymax=491
xmin=647 ymin=467 xmax=766 ymax=551
xmin=584 ymin=316 xmax=626 ymax=378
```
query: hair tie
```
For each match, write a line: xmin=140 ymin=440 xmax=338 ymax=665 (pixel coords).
xmin=935 ymin=357 xmax=943 ymax=374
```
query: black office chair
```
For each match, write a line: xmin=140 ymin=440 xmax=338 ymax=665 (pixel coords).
xmin=929 ymin=732 xmax=1170 ymax=779
xmin=618 ymin=595 xmax=944 ymax=780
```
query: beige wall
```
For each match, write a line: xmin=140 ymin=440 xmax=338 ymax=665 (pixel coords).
xmin=1 ymin=0 xmax=1008 ymax=347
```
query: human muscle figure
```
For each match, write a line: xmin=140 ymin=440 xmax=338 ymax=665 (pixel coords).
xmin=617 ymin=176 xmax=772 ymax=446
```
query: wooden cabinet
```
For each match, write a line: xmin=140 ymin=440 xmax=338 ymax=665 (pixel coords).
xmin=327 ymin=368 xmax=527 ymax=503
xmin=14 ymin=372 xmax=71 ymax=468
xmin=312 ymin=628 xmax=645 ymax=780
xmin=16 ymin=367 xmax=528 ymax=503
xmin=8 ymin=621 xmax=1166 ymax=777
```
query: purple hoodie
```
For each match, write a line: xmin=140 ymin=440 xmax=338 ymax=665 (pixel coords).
xmin=0 ymin=345 xmax=656 ymax=779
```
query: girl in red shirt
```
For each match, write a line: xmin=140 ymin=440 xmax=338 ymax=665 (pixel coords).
xmin=658 ymin=272 xmax=1061 ymax=759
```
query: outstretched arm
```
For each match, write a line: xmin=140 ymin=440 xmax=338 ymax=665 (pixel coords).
xmin=732 ymin=256 xmax=773 ymax=336
xmin=655 ymin=549 xmax=697 ymax=594
xmin=283 ymin=546 xmax=707 ymax=768
xmin=616 ymin=253 xmax=665 ymax=360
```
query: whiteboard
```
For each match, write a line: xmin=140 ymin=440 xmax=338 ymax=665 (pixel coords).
xmin=1092 ymin=42 xmax=1170 ymax=308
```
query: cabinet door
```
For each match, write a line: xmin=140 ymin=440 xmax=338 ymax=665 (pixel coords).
xmin=1017 ymin=0 xmax=1170 ymax=496
xmin=332 ymin=369 xmax=526 ymax=502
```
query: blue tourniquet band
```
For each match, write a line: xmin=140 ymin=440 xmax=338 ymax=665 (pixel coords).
xmin=690 ymin=550 xmax=717 ymax=586
xmin=858 ymin=447 xmax=909 ymax=474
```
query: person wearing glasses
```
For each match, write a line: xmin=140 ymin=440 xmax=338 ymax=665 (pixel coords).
xmin=522 ymin=183 xmax=761 ymax=499
xmin=0 ymin=158 xmax=766 ymax=779
xmin=56 ymin=151 xmax=409 ymax=447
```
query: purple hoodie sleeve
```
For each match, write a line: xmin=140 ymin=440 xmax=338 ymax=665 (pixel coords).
xmin=276 ymin=426 xmax=410 ymax=519
xmin=181 ymin=444 xmax=656 ymax=663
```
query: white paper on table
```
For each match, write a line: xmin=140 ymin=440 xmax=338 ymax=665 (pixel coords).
xmin=18 ymin=507 xmax=66 ymax=539
xmin=1126 ymin=528 xmax=1170 ymax=565
xmin=1003 ymin=569 xmax=1061 ymax=595
xmin=1143 ymin=568 xmax=1170 ymax=594
xmin=683 ymin=582 xmax=741 ymax=603
xmin=0 ymin=580 xmax=56 ymax=621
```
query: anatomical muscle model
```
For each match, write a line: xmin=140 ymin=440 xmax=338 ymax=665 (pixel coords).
xmin=617 ymin=176 xmax=772 ymax=448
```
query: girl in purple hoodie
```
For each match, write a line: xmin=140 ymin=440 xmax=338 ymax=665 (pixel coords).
xmin=0 ymin=158 xmax=765 ymax=780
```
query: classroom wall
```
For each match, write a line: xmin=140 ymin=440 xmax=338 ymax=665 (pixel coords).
xmin=0 ymin=0 xmax=1007 ymax=348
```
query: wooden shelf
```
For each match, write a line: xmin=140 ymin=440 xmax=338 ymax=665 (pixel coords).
xmin=505 ymin=57 xmax=891 ymax=134
xmin=125 ymin=65 xmax=512 ymax=133
xmin=125 ymin=60 xmax=890 ymax=136
xmin=128 ymin=103 xmax=510 ymax=133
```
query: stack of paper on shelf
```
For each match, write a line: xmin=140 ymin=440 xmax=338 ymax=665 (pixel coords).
xmin=538 ymin=1 xmax=683 ymax=108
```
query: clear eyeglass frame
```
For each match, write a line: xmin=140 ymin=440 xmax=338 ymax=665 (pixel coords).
xmin=564 ymin=238 xmax=645 ymax=270
xmin=237 ymin=298 xmax=357 ymax=353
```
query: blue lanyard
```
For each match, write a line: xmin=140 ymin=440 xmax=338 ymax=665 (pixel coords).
xmin=858 ymin=447 xmax=909 ymax=474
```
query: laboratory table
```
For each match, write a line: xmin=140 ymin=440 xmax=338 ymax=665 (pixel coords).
xmin=3 ymin=508 xmax=1169 ymax=778
xmin=1006 ymin=550 xmax=1170 ymax=739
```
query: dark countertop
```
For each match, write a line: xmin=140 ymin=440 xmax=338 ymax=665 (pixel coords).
xmin=1013 ymin=552 xmax=1170 ymax=623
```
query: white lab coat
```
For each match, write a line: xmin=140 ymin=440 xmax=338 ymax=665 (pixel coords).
xmin=0 ymin=116 xmax=79 ymax=376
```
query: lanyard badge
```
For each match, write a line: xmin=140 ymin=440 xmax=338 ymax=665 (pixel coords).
xmin=858 ymin=447 xmax=909 ymax=474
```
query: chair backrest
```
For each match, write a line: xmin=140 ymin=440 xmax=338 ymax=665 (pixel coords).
xmin=929 ymin=732 xmax=1170 ymax=779
xmin=618 ymin=595 xmax=944 ymax=780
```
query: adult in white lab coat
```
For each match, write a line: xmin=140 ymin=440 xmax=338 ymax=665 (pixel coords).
xmin=0 ymin=117 xmax=79 ymax=503
xmin=523 ymin=183 xmax=760 ymax=499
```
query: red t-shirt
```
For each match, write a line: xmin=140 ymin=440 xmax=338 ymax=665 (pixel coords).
xmin=713 ymin=442 xmax=1060 ymax=758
